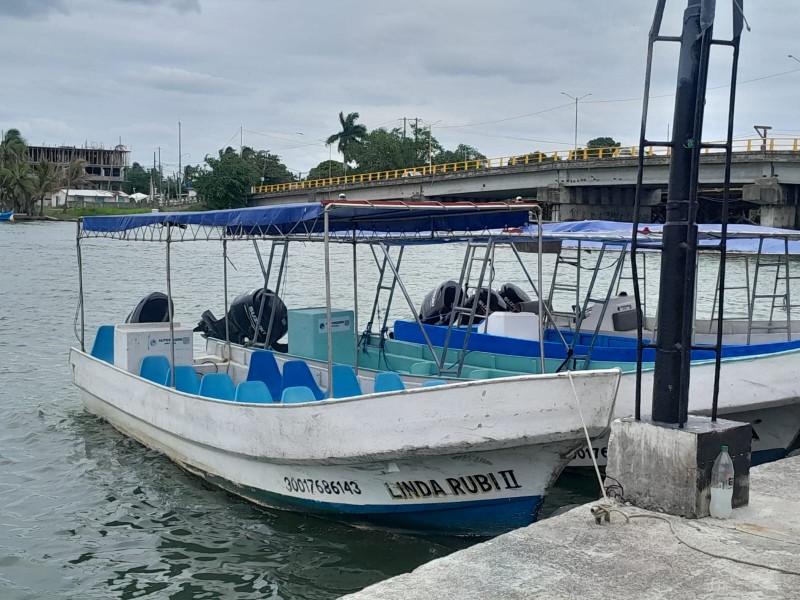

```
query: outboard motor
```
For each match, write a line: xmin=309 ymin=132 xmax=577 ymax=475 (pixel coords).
xmin=498 ymin=283 xmax=531 ymax=312
xmin=194 ymin=288 xmax=288 ymax=350
xmin=419 ymin=280 xmax=464 ymax=325
xmin=463 ymin=288 xmax=508 ymax=320
xmin=498 ymin=283 xmax=549 ymax=314
xmin=127 ymin=292 xmax=173 ymax=323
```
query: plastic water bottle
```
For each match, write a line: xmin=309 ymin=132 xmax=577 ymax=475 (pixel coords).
xmin=709 ymin=445 xmax=734 ymax=519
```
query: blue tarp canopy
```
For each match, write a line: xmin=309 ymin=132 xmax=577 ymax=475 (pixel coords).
xmin=80 ymin=201 xmax=536 ymax=240
xmin=531 ymin=220 xmax=800 ymax=253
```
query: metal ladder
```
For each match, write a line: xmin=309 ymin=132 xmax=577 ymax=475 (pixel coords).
xmin=706 ymin=254 xmax=751 ymax=337
xmin=363 ymin=244 xmax=405 ymax=341
xmin=569 ymin=242 xmax=628 ymax=370
xmin=747 ymin=237 xmax=796 ymax=342
xmin=547 ymin=243 xmax=584 ymax=324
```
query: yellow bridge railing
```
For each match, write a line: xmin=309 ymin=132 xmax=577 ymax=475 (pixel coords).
xmin=251 ymin=137 xmax=800 ymax=195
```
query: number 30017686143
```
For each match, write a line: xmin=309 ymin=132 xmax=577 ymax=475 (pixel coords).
xmin=284 ymin=477 xmax=361 ymax=495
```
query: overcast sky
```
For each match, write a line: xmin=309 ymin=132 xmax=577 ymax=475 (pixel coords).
xmin=1 ymin=0 xmax=797 ymax=177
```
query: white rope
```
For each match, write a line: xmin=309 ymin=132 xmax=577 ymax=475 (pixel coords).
xmin=566 ymin=370 xmax=608 ymax=503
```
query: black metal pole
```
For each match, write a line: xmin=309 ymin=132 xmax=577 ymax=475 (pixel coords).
xmin=652 ymin=0 xmax=713 ymax=424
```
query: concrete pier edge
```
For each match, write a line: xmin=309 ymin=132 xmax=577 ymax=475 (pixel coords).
xmin=343 ymin=456 xmax=800 ymax=599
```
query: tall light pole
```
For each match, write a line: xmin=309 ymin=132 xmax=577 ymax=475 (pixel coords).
xmin=561 ymin=92 xmax=592 ymax=156
xmin=425 ymin=120 xmax=441 ymax=171
xmin=789 ymin=54 xmax=800 ymax=64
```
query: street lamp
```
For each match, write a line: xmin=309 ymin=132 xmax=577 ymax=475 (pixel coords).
xmin=561 ymin=92 xmax=592 ymax=156
xmin=426 ymin=120 xmax=442 ymax=171
xmin=789 ymin=54 xmax=800 ymax=64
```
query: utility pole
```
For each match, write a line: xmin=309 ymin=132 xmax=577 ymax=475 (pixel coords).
xmin=403 ymin=117 xmax=407 ymax=140
xmin=156 ymin=146 xmax=162 ymax=203
xmin=177 ymin=120 xmax=182 ymax=204
xmin=651 ymin=0 xmax=712 ymax=424
xmin=561 ymin=92 xmax=592 ymax=157
xmin=240 ymin=126 xmax=243 ymax=155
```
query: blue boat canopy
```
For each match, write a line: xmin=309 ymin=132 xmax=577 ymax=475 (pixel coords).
xmin=530 ymin=220 xmax=800 ymax=254
xmin=79 ymin=200 xmax=539 ymax=242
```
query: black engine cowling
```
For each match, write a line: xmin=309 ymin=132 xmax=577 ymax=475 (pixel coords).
xmin=498 ymin=283 xmax=531 ymax=312
xmin=194 ymin=288 xmax=288 ymax=350
xmin=127 ymin=292 xmax=173 ymax=323
xmin=463 ymin=288 xmax=508 ymax=318
xmin=419 ymin=280 xmax=464 ymax=325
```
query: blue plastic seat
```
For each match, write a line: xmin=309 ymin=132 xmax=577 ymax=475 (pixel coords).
xmin=90 ymin=325 xmax=115 ymax=364
xmin=235 ymin=380 xmax=273 ymax=404
xmin=330 ymin=364 xmax=363 ymax=398
xmin=247 ymin=350 xmax=283 ymax=401
xmin=281 ymin=361 xmax=326 ymax=400
xmin=199 ymin=373 xmax=236 ymax=401
xmin=374 ymin=372 xmax=405 ymax=393
xmin=281 ymin=386 xmax=318 ymax=404
xmin=422 ymin=379 xmax=448 ymax=387
xmin=139 ymin=355 xmax=171 ymax=384
xmin=165 ymin=366 xmax=200 ymax=395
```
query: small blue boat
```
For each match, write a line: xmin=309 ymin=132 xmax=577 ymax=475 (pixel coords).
xmin=0 ymin=210 xmax=14 ymax=222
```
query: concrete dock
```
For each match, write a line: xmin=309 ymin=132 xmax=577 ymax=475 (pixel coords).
xmin=344 ymin=456 xmax=800 ymax=599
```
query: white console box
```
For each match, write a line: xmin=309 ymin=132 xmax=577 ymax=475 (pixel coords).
xmin=113 ymin=323 xmax=194 ymax=374
xmin=481 ymin=312 xmax=540 ymax=341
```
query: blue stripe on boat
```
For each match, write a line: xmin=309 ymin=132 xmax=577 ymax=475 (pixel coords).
xmin=191 ymin=469 xmax=542 ymax=536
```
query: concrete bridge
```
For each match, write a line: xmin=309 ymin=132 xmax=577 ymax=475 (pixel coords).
xmin=250 ymin=144 xmax=800 ymax=228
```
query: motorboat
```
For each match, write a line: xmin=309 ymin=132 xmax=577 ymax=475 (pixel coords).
xmin=70 ymin=200 xmax=621 ymax=536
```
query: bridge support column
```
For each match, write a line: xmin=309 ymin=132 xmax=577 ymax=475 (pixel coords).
xmin=542 ymin=185 xmax=660 ymax=221
xmin=743 ymin=177 xmax=796 ymax=228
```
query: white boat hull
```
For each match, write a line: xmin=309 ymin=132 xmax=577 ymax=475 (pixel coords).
xmin=569 ymin=349 xmax=800 ymax=467
xmin=70 ymin=348 xmax=620 ymax=535
xmin=207 ymin=339 xmax=800 ymax=469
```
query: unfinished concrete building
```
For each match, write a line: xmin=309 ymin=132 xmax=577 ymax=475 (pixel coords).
xmin=26 ymin=144 xmax=130 ymax=190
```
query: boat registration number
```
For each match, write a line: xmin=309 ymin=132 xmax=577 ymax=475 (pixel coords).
xmin=284 ymin=477 xmax=361 ymax=495
xmin=574 ymin=446 xmax=608 ymax=460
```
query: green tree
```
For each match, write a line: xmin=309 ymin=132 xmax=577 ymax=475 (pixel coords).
xmin=435 ymin=144 xmax=486 ymax=165
xmin=587 ymin=137 xmax=619 ymax=148
xmin=62 ymin=159 xmax=90 ymax=210
xmin=326 ymin=111 xmax=368 ymax=173
xmin=32 ymin=159 xmax=63 ymax=216
xmin=350 ymin=127 xmax=418 ymax=173
xmin=0 ymin=128 xmax=29 ymax=210
xmin=4 ymin=160 xmax=36 ymax=213
xmin=306 ymin=159 xmax=345 ymax=181
xmin=586 ymin=137 xmax=620 ymax=159
xmin=193 ymin=147 xmax=260 ymax=209
xmin=122 ymin=162 xmax=152 ymax=195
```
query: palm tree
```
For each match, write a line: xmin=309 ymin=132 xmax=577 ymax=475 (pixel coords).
xmin=33 ymin=159 xmax=64 ymax=216
xmin=0 ymin=129 xmax=28 ymax=163
xmin=326 ymin=111 xmax=367 ymax=174
xmin=61 ymin=158 xmax=89 ymax=210
xmin=0 ymin=128 xmax=29 ymax=210
xmin=4 ymin=160 xmax=36 ymax=214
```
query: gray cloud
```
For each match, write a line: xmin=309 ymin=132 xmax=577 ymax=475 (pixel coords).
xmin=112 ymin=0 xmax=201 ymax=13
xmin=0 ymin=0 xmax=68 ymax=19
xmin=0 ymin=0 xmax=794 ymax=176
xmin=131 ymin=66 xmax=245 ymax=96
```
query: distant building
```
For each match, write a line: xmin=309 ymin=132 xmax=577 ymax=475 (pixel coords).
xmin=48 ymin=189 xmax=132 ymax=208
xmin=26 ymin=144 xmax=130 ymax=191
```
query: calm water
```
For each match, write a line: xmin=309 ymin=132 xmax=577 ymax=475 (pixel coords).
xmin=0 ymin=221 xmax=602 ymax=600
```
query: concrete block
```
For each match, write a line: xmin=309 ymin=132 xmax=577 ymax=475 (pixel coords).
xmin=742 ymin=177 xmax=786 ymax=205
xmin=759 ymin=205 xmax=797 ymax=229
xmin=606 ymin=416 xmax=751 ymax=518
